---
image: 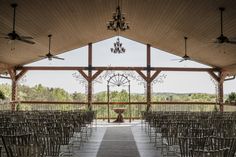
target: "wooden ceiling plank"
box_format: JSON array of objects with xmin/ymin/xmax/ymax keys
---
[{"xmin": 1, "ymin": 0, "xmax": 236, "ymax": 73}]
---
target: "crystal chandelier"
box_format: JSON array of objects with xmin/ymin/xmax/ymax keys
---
[
  {"xmin": 110, "ymin": 37, "xmax": 125, "ymax": 54},
  {"xmin": 107, "ymin": 0, "xmax": 129, "ymax": 31}
]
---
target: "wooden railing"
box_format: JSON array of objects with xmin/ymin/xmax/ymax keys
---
[
  {"xmin": 224, "ymin": 103, "xmax": 236, "ymax": 112},
  {"xmin": 1, "ymin": 101, "xmax": 229, "ymax": 120},
  {"xmin": 2, "ymin": 101, "xmax": 236, "ymax": 119}
]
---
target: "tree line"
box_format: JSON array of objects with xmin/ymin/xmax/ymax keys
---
[{"xmin": 0, "ymin": 83, "xmax": 225, "ymax": 102}]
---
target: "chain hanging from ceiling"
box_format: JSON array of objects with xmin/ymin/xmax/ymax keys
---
[{"xmin": 107, "ymin": 0, "xmax": 129, "ymax": 54}]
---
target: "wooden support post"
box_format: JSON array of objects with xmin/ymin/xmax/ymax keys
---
[
  {"xmin": 88, "ymin": 43, "xmax": 93, "ymax": 110},
  {"xmin": 146, "ymin": 44, "xmax": 151, "ymax": 111},
  {"xmin": 8, "ymin": 68, "xmax": 17, "ymax": 111},
  {"xmin": 107, "ymin": 84, "xmax": 110, "ymax": 123},
  {"xmin": 11, "ymin": 82, "xmax": 17, "ymax": 111},
  {"xmin": 218, "ymin": 81, "xmax": 224, "ymax": 112},
  {"xmin": 8, "ymin": 68, "xmax": 28, "ymax": 111},
  {"xmin": 208, "ymin": 70, "xmax": 226, "ymax": 112},
  {"xmin": 218, "ymin": 72, "xmax": 226, "ymax": 112}
]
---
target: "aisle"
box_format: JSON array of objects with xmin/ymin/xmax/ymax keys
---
[
  {"xmin": 74, "ymin": 121, "xmax": 162, "ymax": 157},
  {"xmin": 97, "ymin": 127, "xmax": 140, "ymax": 157}
]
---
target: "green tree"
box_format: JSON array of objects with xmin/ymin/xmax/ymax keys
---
[
  {"xmin": 227, "ymin": 92, "xmax": 236, "ymax": 103},
  {"xmin": 72, "ymin": 92, "xmax": 86, "ymax": 102},
  {"xmin": 94, "ymin": 91, "xmax": 107, "ymax": 102},
  {"xmin": 0, "ymin": 83, "xmax": 11, "ymax": 98},
  {"xmin": 0, "ymin": 90, "xmax": 6, "ymax": 100}
]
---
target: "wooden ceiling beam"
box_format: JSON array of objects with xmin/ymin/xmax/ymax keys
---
[
  {"xmin": 18, "ymin": 66, "xmax": 86, "ymax": 71},
  {"xmin": 18, "ymin": 66, "xmax": 218, "ymax": 72}
]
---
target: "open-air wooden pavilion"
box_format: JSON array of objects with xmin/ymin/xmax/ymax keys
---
[
  {"xmin": 1, "ymin": 0, "xmax": 236, "ymax": 112},
  {"xmin": 1, "ymin": 0, "xmax": 236, "ymax": 156}
]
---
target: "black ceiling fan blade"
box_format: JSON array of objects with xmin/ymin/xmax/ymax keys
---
[
  {"xmin": 38, "ymin": 55, "xmax": 46, "ymax": 57},
  {"xmin": 52, "ymin": 56, "xmax": 65, "ymax": 60},
  {"xmin": 0, "ymin": 36, "xmax": 9, "ymax": 39},
  {"xmin": 0, "ymin": 32, "xmax": 6, "ymax": 36},
  {"xmin": 228, "ymin": 41, "xmax": 236, "ymax": 44},
  {"xmin": 2, "ymin": 3, "xmax": 35, "ymax": 45},
  {"xmin": 18, "ymin": 38, "xmax": 35, "ymax": 44},
  {"xmin": 20, "ymin": 36, "xmax": 34, "ymax": 39},
  {"xmin": 229, "ymin": 37, "xmax": 236, "ymax": 41},
  {"xmin": 213, "ymin": 40, "xmax": 220, "ymax": 44},
  {"xmin": 38, "ymin": 55, "xmax": 47, "ymax": 59}
]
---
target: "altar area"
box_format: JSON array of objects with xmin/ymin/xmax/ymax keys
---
[{"xmin": 113, "ymin": 108, "xmax": 126, "ymax": 123}]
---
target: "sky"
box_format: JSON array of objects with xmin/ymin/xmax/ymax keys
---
[{"xmin": 0, "ymin": 36, "xmax": 236, "ymax": 94}]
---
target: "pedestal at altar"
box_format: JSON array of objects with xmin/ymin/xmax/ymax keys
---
[{"xmin": 113, "ymin": 108, "xmax": 126, "ymax": 123}]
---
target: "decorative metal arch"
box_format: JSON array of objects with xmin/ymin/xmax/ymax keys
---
[
  {"xmin": 107, "ymin": 73, "xmax": 130, "ymax": 87},
  {"xmin": 107, "ymin": 74, "xmax": 131, "ymax": 122}
]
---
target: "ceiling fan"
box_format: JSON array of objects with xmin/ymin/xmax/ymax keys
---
[
  {"xmin": 2, "ymin": 3, "xmax": 35, "ymax": 44},
  {"xmin": 39, "ymin": 34, "xmax": 64, "ymax": 61},
  {"xmin": 172, "ymin": 37, "xmax": 191, "ymax": 62},
  {"xmin": 213, "ymin": 7, "xmax": 236, "ymax": 44}
]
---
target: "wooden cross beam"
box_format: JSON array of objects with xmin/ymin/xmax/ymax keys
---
[
  {"xmin": 208, "ymin": 71, "xmax": 228, "ymax": 83},
  {"xmin": 208, "ymin": 71, "xmax": 220, "ymax": 83},
  {"xmin": 78, "ymin": 70, "xmax": 89, "ymax": 81},
  {"xmin": 15, "ymin": 69, "xmax": 28, "ymax": 81},
  {"xmin": 150, "ymin": 70, "xmax": 161, "ymax": 82},
  {"xmin": 135, "ymin": 70, "xmax": 161, "ymax": 83},
  {"xmin": 8, "ymin": 68, "xmax": 28, "ymax": 82},
  {"xmin": 91, "ymin": 70, "xmax": 103, "ymax": 81},
  {"xmin": 135, "ymin": 70, "xmax": 148, "ymax": 81},
  {"xmin": 78, "ymin": 70, "xmax": 103, "ymax": 81},
  {"xmin": 8, "ymin": 68, "xmax": 16, "ymax": 81}
]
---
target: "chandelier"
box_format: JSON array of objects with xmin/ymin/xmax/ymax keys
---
[
  {"xmin": 107, "ymin": 0, "xmax": 129, "ymax": 31},
  {"xmin": 108, "ymin": 0, "xmax": 128, "ymax": 54},
  {"xmin": 110, "ymin": 37, "xmax": 125, "ymax": 54}
]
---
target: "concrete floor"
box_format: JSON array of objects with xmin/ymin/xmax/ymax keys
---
[
  {"xmin": 73, "ymin": 120, "xmax": 162, "ymax": 157},
  {"xmin": 0, "ymin": 120, "xmax": 172, "ymax": 157}
]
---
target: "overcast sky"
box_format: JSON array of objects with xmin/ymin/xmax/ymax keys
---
[{"xmin": 1, "ymin": 36, "xmax": 235, "ymax": 94}]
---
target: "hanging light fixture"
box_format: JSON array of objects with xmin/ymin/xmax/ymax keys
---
[
  {"xmin": 107, "ymin": 0, "xmax": 129, "ymax": 31},
  {"xmin": 110, "ymin": 37, "xmax": 125, "ymax": 54},
  {"xmin": 108, "ymin": 0, "xmax": 128, "ymax": 54}
]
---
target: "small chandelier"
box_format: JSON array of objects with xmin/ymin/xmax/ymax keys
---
[
  {"xmin": 107, "ymin": 0, "xmax": 129, "ymax": 31},
  {"xmin": 111, "ymin": 37, "xmax": 125, "ymax": 54}
]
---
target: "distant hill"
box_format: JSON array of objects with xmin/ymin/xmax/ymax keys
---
[{"xmin": 0, "ymin": 83, "xmax": 227, "ymax": 102}]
